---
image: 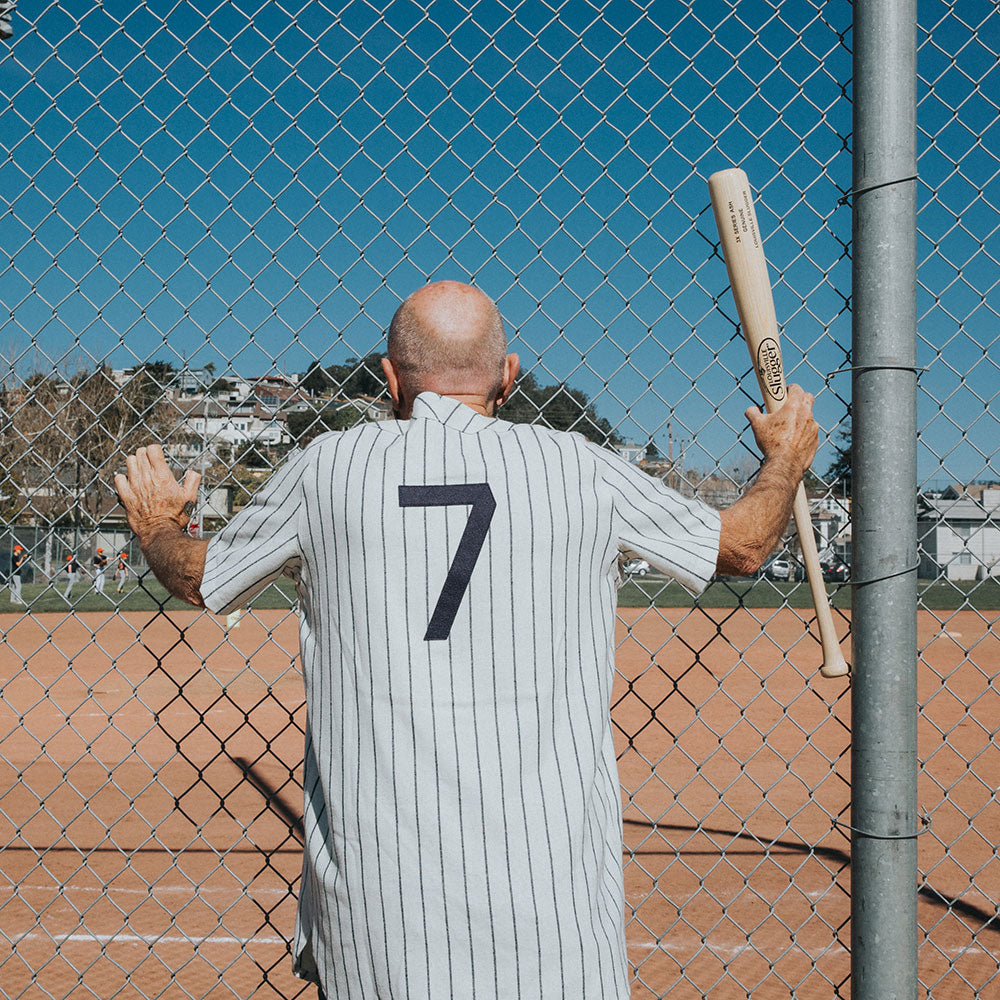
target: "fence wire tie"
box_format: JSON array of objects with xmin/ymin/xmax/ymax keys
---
[
  {"xmin": 831, "ymin": 810, "xmax": 933, "ymax": 840},
  {"xmin": 838, "ymin": 174, "xmax": 919, "ymax": 205},
  {"xmin": 847, "ymin": 560, "xmax": 921, "ymax": 588},
  {"xmin": 827, "ymin": 364, "xmax": 925, "ymax": 377}
]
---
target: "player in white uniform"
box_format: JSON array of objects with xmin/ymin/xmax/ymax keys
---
[{"xmin": 115, "ymin": 281, "xmax": 818, "ymax": 1000}]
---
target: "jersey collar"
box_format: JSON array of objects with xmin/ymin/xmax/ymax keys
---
[{"xmin": 410, "ymin": 391, "xmax": 507, "ymax": 434}]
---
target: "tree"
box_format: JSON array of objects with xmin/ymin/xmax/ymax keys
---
[
  {"xmin": 300, "ymin": 359, "xmax": 619, "ymax": 448},
  {"xmin": 213, "ymin": 461, "xmax": 273, "ymax": 510},
  {"xmin": 324, "ymin": 353, "xmax": 385, "ymax": 397},
  {"xmin": 300, "ymin": 353, "xmax": 385, "ymax": 398},
  {"xmin": 502, "ymin": 372, "xmax": 619, "ymax": 445},
  {"xmin": 1, "ymin": 364, "xmax": 175, "ymax": 530},
  {"xmin": 825, "ymin": 421, "xmax": 852, "ymax": 491},
  {"xmin": 126, "ymin": 360, "xmax": 179, "ymax": 396},
  {"xmin": 235, "ymin": 441, "xmax": 291, "ymax": 468},
  {"xmin": 0, "ymin": 363, "xmax": 177, "ymax": 576},
  {"xmin": 286, "ymin": 403, "xmax": 364, "ymax": 445},
  {"xmin": 301, "ymin": 360, "xmax": 333, "ymax": 395}
]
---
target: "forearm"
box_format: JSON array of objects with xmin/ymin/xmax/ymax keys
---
[
  {"xmin": 717, "ymin": 454, "xmax": 802, "ymax": 576},
  {"xmin": 139, "ymin": 521, "xmax": 208, "ymax": 607}
]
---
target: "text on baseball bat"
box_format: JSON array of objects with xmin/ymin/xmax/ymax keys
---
[
  {"xmin": 723, "ymin": 195, "xmax": 760, "ymax": 250},
  {"xmin": 756, "ymin": 337, "xmax": 786, "ymax": 402}
]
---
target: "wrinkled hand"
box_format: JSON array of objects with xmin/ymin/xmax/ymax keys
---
[
  {"xmin": 114, "ymin": 444, "xmax": 201, "ymax": 541},
  {"xmin": 745, "ymin": 385, "xmax": 819, "ymax": 479}
]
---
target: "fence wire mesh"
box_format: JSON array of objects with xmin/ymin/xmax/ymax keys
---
[{"xmin": 0, "ymin": 1, "xmax": 996, "ymax": 998}]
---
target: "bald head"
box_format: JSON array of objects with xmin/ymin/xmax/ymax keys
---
[{"xmin": 386, "ymin": 282, "xmax": 508, "ymax": 401}]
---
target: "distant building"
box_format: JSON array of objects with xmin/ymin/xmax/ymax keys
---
[
  {"xmin": 186, "ymin": 484, "xmax": 237, "ymax": 534},
  {"xmin": 248, "ymin": 374, "xmax": 306, "ymax": 410},
  {"xmin": 109, "ymin": 366, "xmax": 213, "ymax": 397},
  {"xmin": 176, "ymin": 369, "xmax": 215, "ymax": 395},
  {"xmin": 338, "ymin": 395, "xmax": 393, "ymax": 422},
  {"xmin": 918, "ymin": 485, "xmax": 1000, "ymax": 581},
  {"xmin": 690, "ymin": 473, "xmax": 740, "ymax": 510},
  {"xmin": 810, "ymin": 495, "xmax": 852, "ymax": 562},
  {"xmin": 211, "ymin": 377, "xmax": 252, "ymax": 402},
  {"xmin": 615, "ymin": 441, "xmax": 645, "ymax": 466},
  {"xmin": 171, "ymin": 398, "xmax": 291, "ymax": 454}
]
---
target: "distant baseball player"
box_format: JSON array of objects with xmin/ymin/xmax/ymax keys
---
[
  {"xmin": 115, "ymin": 551, "xmax": 130, "ymax": 592},
  {"xmin": 116, "ymin": 281, "xmax": 818, "ymax": 1000},
  {"xmin": 93, "ymin": 548, "xmax": 108, "ymax": 594},
  {"xmin": 9, "ymin": 545, "xmax": 26, "ymax": 605},
  {"xmin": 62, "ymin": 553, "xmax": 81, "ymax": 601}
]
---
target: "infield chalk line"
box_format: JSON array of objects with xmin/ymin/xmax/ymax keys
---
[
  {"xmin": 11, "ymin": 929, "xmax": 288, "ymax": 947},
  {"xmin": 632, "ymin": 941, "xmax": 849, "ymax": 958},
  {"xmin": 1, "ymin": 883, "xmax": 288, "ymax": 899},
  {"xmin": 632, "ymin": 941, "xmax": 993, "ymax": 959},
  {"xmin": 12, "ymin": 931, "xmax": 990, "ymax": 961}
]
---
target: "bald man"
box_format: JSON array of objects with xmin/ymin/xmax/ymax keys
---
[{"xmin": 116, "ymin": 281, "xmax": 818, "ymax": 1000}]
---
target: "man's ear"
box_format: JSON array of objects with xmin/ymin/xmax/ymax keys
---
[
  {"xmin": 382, "ymin": 357, "xmax": 403, "ymax": 409},
  {"xmin": 495, "ymin": 353, "xmax": 520, "ymax": 408}
]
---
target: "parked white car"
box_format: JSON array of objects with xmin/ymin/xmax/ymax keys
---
[
  {"xmin": 764, "ymin": 557, "xmax": 804, "ymax": 581},
  {"xmin": 764, "ymin": 557, "xmax": 791, "ymax": 581},
  {"xmin": 623, "ymin": 558, "xmax": 650, "ymax": 577}
]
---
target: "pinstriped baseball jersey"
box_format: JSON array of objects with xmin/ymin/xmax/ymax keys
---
[{"xmin": 202, "ymin": 391, "xmax": 721, "ymax": 1000}]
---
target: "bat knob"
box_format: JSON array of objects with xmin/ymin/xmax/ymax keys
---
[{"xmin": 820, "ymin": 651, "xmax": 851, "ymax": 679}]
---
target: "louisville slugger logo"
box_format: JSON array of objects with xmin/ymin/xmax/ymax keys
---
[{"xmin": 756, "ymin": 337, "xmax": 786, "ymax": 401}]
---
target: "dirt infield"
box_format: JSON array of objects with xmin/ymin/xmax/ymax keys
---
[{"xmin": 1, "ymin": 606, "xmax": 997, "ymax": 999}]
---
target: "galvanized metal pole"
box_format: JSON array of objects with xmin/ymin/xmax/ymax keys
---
[{"xmin": 851, "ymin": 0, "xmax": 918, "ymax": 998}]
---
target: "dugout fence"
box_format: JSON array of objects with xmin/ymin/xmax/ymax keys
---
[{"xmin": 0, "ymin": 2, "xmax": 997, "ymax": 998}]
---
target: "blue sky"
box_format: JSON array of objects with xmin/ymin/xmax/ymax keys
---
[{"xmin": 0, "ymin": 0, "xmax": 996, "ymax": 487}]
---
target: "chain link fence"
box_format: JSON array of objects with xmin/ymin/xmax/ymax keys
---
[{"xmin": 0, "ymin": 1, "xmax": 996, "ymax": 997}]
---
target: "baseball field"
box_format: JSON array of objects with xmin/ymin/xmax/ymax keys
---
[{"xmin": 1, "ymin": 603, "xmax": 997, "ymax": 998}]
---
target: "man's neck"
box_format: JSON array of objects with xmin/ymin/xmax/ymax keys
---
[
  {"xmin": 440, "ymin": 392, "xmax": 495, "ymax": 416},
  {"xmin": 396, "ymin": 390, "xmax": 497, "ymax": 419}
]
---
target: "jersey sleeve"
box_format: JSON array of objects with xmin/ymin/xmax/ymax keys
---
[
  {"xmin": 201, "ymin": 446, "xmax": 314, "ymax": 615},
  {"xmin": 588, "ymin": 442, "xmax": 721, "ymax": 593}
]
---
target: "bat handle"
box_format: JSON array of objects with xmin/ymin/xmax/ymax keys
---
[{"xmin": 792, "ymin": 484, "xmax": 850, "ymax": 678}]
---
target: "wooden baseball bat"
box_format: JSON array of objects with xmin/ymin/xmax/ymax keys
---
[{"xmin": 708, "ymin": 167, "xmax": 849, "ymax": 679}]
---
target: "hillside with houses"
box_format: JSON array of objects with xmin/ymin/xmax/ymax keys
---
[
  {"xmin": 5, "ymin": 360, "xmax": 994, "ymax": 585},
  {"xmin": 0, "ymin": 360, "xmax": 393, "ymax": 577},
  {"xmin": 0, "ymin": 359, "xmax": 628, "ymax": 578}
]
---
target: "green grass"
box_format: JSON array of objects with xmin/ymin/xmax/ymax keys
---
[
  {"xmin": 618, "ymin": 576, "xmax": 1000, "ymax": 611},
  {"xmin": 1, "ymin": 577, "xmax": 301, "ymax": 614},
  {"xmin": 2, "ymin": 579, "xmax": 205, "ymax": 614},
  {"xmin": 616, "ymin": 577, "xmax": 854, "ymax": 609},
  {"xmin": 4, "ymin": 575, "xmax": 998, "ymax": 615},
  {"xmin": 916, "ymin": 578, "xmax": 1000, "ymax": 611}
]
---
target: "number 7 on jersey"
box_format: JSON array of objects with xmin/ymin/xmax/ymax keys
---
[{"xmin": 399, "ymin": 483, "xmax": 496, "ymax": 641}]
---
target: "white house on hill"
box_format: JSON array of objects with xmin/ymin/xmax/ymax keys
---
[
  {"xmin": 918, "ymin": 486, "xmax": 1000, "ymax": 581},
  {"xmin": 615, "ymin": 441, "xmax": 645, "ymax": 465},
  {"xmin": 171, "ymin": 398, "xmax": 290, "ymax": 456}
]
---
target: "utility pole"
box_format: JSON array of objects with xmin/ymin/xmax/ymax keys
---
[{"xmin": 668, "ymin": 419, "xmax": 674, "ymax": 490}]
